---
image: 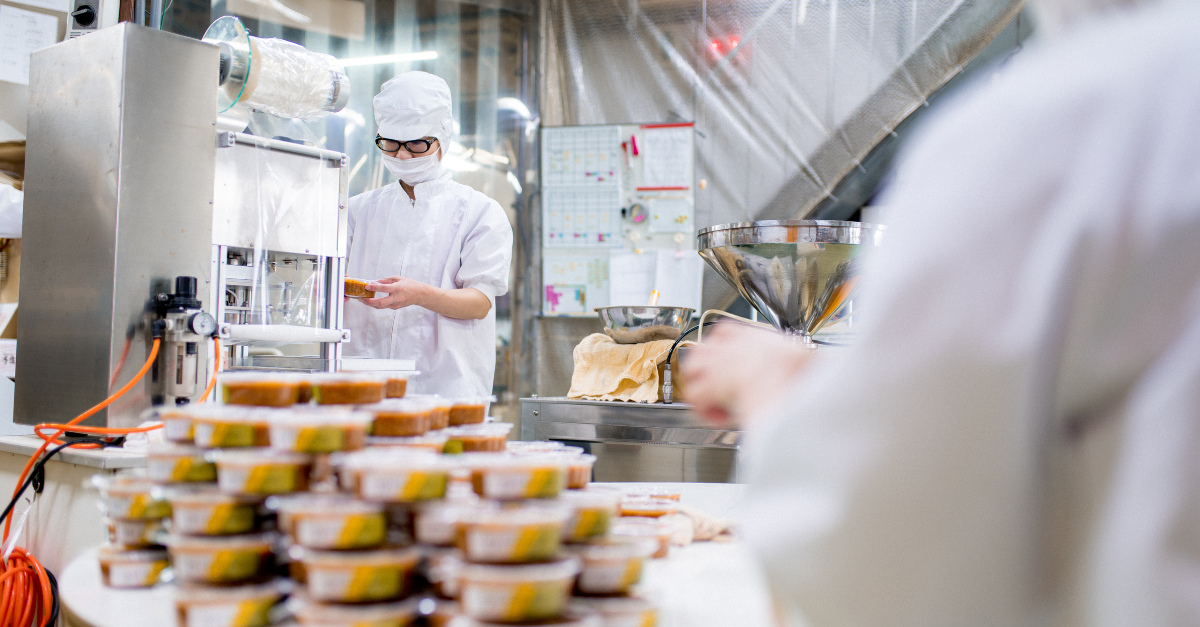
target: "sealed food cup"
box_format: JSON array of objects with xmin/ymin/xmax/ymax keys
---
[
  {"xmin": 611, "ymin": 518, "xmax": 673, "ymax": 559},
  {"xmin": 300, "ymin": 546, "xmax": 421, "ymax": 603},
  {"xmin": 448, "ymin": 612, "xmax": 601, "ymax": 627},
  {"xmin": 558, "ymin": 487, "xmax": 620, "ymax": 543},
  {"xmin": 622, "ymin": 485, "xmax": 683, "ymax": 502},
  {"xmin": 219, "ymin": 371, "xmax": 304, "ymax": 407},
  {"xmin": 565, "ymin": 536, "xmax": 657, "ymax": 595},
  {"xmin": 166, "ymin": 533, "xmax": 275, "ymax": 584},
  {"xmin": 618, "ymin": 497, "xmax": 678, "ymax": 519},
  {"xmin": 368, "ymin": 431, "xmax": 449, "ymax": 453},
  {"xmin": 273, "ymin": 494, "xmax": 386, "ymax": 550},
  {"xmin": 97, "ymin": 544, "xmax": 168, "ymax": 588},
  {"xmin": 458, "ymin": 557, "xmax": 580, "ymax": 622},
  {"xmin": 168, "ymin": 488, "xmax": 262, "ymax": 535},
  {"xmin": 343, "ymin": 277, "xmax": 376, "ymax": 299},
  {"xmin": 406, "ymin": 394, "xmax": 451, "ymax": 430},
  {"xmin": 382, "ymin": 372, "xmax": 415, "ymax": 399},
  {"xmin": 268, "ymin": 407, "xmax": 371, "ymax": 453},
  {"xmin": 105, "ymin": 517, "xmax": 164, "ymax": 548},
  {"xmin": 424, "ymin": 547, "xmax": 464, "ymax": 599},
  {"xmin": 414, "ymin": 501, "xmax": 477, "ymax": 546},
  {"xmin": 214, "ymin": 448, "xmax": 314, "ymax": 495},
  {"xmin": 442, "ymin": 424, "xmax": 513, "ymax": 454},
  {"xmin": 192, "ymin": 406, "xmax": 271, "ymax": 448},
  {"xmin": 94, "ymin": 475, "xmax": 172, "ymax": 520},
  {"xmin": 175, "ymin": 580, "xmax": 283, "ymax": 627},
  {"xmin": 571, "ymin": 596, "xmax": 658, "ymax": 627},
  {"xmin": 563, "ymin": 454, "xmax": 596, "ymax": 489},
  {"xmin": 311, "ymin": 373, "xmax": 387, "ymax": 405},
  {"xmin": 289, "ymin": 592, "xmax": 419, "ymax": 626},
  {"xmin": 457, "ymin": 504, "xmax": 568, "ymax": 563},
  {"xmin": 158, "ymin": 406, "xmax": 199, "ymax": 443},
  {"xmin": 341, "ymin": 449, "xmax": 451, "ymax": 502},
  {"xmin": 147, "ymin": 443, "xmax": 217, "ymax": 484},
  {"xmin": 447, "ymin": 396, "xmax": 491, "ymax": 426},
  {"xmin": 464, "ymin": 454, "xmax": 567, "ymax": 500},
  {"xmin": 363, "ymin": 398, "xmax": 433, "ymax": 437}
]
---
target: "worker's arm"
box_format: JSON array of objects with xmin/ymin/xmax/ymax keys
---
[{"xmin": 362, "ymin": 276, "xmax": 492, "ymax": 320}]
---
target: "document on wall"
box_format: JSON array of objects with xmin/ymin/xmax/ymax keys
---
[
  {"xmin": 653, "ymin": 249, "xmax": 703, "ymax": 312},
  {"xmin": 0, "ymin": 5, "xmax": 58, "ymax": 86},
  {"xmin": 641, "ymin": 125, "xmax": 693, "ymax": 189},
  {"xmin": 542, "ymin": 252, "xmax": 611, "ymax": 315},
  {"xmin": 608, "ymin": 251, "xmax": 657, "ymax": 307}
]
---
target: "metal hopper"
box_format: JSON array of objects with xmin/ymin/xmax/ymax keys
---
[{"xmin": 697, "ymin": 221, "xmax": 884, "ymax": 340}]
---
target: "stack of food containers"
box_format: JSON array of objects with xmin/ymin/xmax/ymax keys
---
[
  {"xmin": 93, "ymin": 474, "xmax": 171, "ymax": 588},
  {"xmin": 90, "ymin": 370, "xmax": 661, "ymax": 627}
]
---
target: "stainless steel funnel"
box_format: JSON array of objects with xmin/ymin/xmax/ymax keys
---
[{"xmin": 697, "ymin": 220, "xmax": 884, "ymax": 338}]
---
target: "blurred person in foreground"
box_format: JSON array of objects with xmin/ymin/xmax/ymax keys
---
[{"xmin": 682, "ymin": 0, "xmax": 1200, "ymax": 625}]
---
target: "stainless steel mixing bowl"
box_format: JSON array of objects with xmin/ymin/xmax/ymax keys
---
[{"xmin": 595, "ymin": 306, "xmax": 695, "ymax": 344}]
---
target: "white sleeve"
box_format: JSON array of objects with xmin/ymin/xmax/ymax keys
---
[
  {"xmin": 456, "ymin": 198, "xmax": 513, "ymax": 299},
  {"xmin": 0, "ymin": 185, "xmax": 22, "ymax": 239}
]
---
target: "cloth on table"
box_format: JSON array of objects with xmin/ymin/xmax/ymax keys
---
[{"xmin": 568, "ymin": 333, "xmax": 687, "ymax": 403}]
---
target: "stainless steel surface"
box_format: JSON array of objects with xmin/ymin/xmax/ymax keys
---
[
  {"xmin": 697, "ymin": 220, "xmax": 885, "ymax": 338},
  {"xmin": 521, "ymin": 397, "xmax": 740, "ymax": 483},
  {"xmin": 594, "ymin": 306, "xmax": 694, "ymax": 344},
  {"xmin": 18, "ymin": 25, "xmax": 217, "ymax": 427}
]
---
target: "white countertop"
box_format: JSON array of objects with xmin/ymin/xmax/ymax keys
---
[
  {"xmin": 60, "ymin": 482, "xmax": 775, "ymax": 627},
  {"xmin": 0, "ymin": 435, "xmax": 146, "ymax": 469}
]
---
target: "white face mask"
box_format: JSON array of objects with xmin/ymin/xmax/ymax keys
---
[{"xmin": 382, "ymin": 147, "xmax": 444, "ymax": 185}]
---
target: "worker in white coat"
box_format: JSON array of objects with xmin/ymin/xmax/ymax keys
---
[
  {"xmin": 683, "ymin": 0, "xmax": 1200, "ymax": 625},
  {"xmin": 345, "ymin": 72, "xmax": 513, "ymax": 397}
]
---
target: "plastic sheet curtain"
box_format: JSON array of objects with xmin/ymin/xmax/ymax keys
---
[{"xmin": 540, "ymin": 0, "xmax": 1022, "ymax": 305}]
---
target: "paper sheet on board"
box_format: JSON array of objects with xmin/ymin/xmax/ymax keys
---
[
  {"xmin": 654, "ymin": 249, "xmax": 703, "ymax": 312},
  {"xmin": 641, "ymin": 126, "xmax": 693, "ymax": 188},
  {"xmin": 0, "ymin": 5, "xmax": 58, "ymax": 86},
  {"xmin": 609, "ymin": 251, "xmax": 656, "ymax": 307},
  {"xmin": 543, "ymin": 253, "xmax": 610, "ymax": 314}
]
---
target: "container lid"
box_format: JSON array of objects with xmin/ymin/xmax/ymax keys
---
[
  {"xmin": 267, "ymin": 406, "xmax": 372, "ymax": 427},
  {"xmin": 459, "ymin": 452, "xmax": 565, "ymax": 472},
  {"xmin": 288, "ymin": 592, "xmax": 418, "ymax": 621},
  {"xmin": 556, "ymin": 486, "xmax": 621, "ymax": 509},
  {"xmin": 570, "ymin": 595, "xmax": 655, "ymax": 615},
  {"xmin": 359, "ymin": 398, "xmax": 438, "ymax": 414},
  {"xmin": 146, "ymin": 442, "xmax": 210, "ymax": 457},
  {"xmin": 460, "ymin": 556, "xmax": 581, "ymax": 583},
  {"xmin": 622, "ymin": 484, "xmax": 684, "ymax": 500},
  {"xmin": 309, "ymin": 372, "xmax": 387, "ymax": 384},
  {"xmin": 269, "ymin": 493, "xmax": 383, "ymax": 516},
  {"xmin": 219, "ymin": 371, "xmax": 304, "ymax": 384},
  {"xmin": 460, "ymin": 503, "xmax": 569, "ymax": 527},
  {"xmin": 340, "ymin": 448, "xmax": 447, "ymax": 472},
  {"xmin": 366, "ymin": 432, "xmax": 449, "ymax": 448},
  {"xmin": 96, "ymin": 544, "xmax": 168, "ymax": 561},
  {"xmin": 611, "ymin": 517, "xmax": 676, "ymax": 535},
  {"xmin": 165, "ymin": 486, "xmax": 263, "ymax": 506},
  {"xmin": 619, "ymin": 498, "xmax": 679, "ymax": 516},
  {"xmin": 448, "ymin": 395, "xmax": 496, "ymax": 407},
  {"xmin": 299, "ymin": 546, "xmax": 420, "ymax": 567},
  {"xmin": 443, "ymin": 423, "xmax": 513, "ymax": 437},
  {"xmin": 176, "ymin": 579, "xmax": 285, "ymax": 602},
  {"xmin": 407, "ymin": 393, "xmax": 454, "ymax": 409},
  {"xmin": 449, "ymin": 612, "xmax": 601, "ymax": 627},
  {"xmin": 164, "ymin": 532, "xmax": 274, "ymax": 549},
  {"xmin": 212, "ymin": 448, "xmax": 313, "ymax": 466},
  {"xmin": 91, "ymin": 473, "xmax": 156, "ymax": 495},
  {"xmin": 188, "ymin": 405, "xmax": 272, "ymax": 425},
  {"xmin": 563, "ymin": 535, "xmax": 657, "ymax": 560}
]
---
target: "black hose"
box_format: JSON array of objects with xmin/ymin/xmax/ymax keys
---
[
  {"xmin": 666, "ymin": 321, "xmax": 718, "ymax": 365},
  {"xmin": 0, "ymin": 438, "xmax": 114, "ymax": 527}
]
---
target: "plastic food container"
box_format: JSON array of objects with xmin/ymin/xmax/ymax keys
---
[
  {"xmin": 310, "ymin": 373, "xmax": 387, "ymax": 405},
  {"xmin": 384, "ymin": 373, "xmax": 413, "ymax": 399},
  {"xmin": 447, "ymin": 397, "xmax": 490, "ymax": 426},
  {"xmin": 168, "ymin": 488, "xmax": 262, "ymax": 535},
  {"xmin": 300, "ymin": 547, "xmax": 420, "ymax": 603},
  {"xmin": 364, "ymin": 398, "xmax": 433, "ymax": 437},
  {"xmin": 611, "ymin": 518, "xmax": 673, "ymax": 559},
  {"xmin": 343, "ymin": 277, "xmax": 374, "ymax": 299},
  {"xmin": 274, "ymin": 494, "xmax": 386, "ymax": 550},
  {"xmin": 193, "ymin": 407, "xmax": 272, "ymax": 448},
  {"xmin": 424, "ymin": 547, "xmax": 464, "ymax": 599},
  {"xmin": 147, "ymin": 443, "xmax": 217, "ymax": 484},
  {"xmin": 618, "ymin": 497, "xmax": 679, "ymax": 519},
  {"xmin": 219, "ymin": 371, "xmax": 304, "ymax": 407},
  {"xmin": 565, "ymin": 536, "xmax": 657, "ymax": 595},
  {"xmin": 622, "ymin": 485, "xmax": 683, "ymax": 502},
  {"xmin": 571, "ymin": 597, "xmax": 658, "ymax": 627},
  {"xmin": 105, "ymin": 517, "xmax": 164, "ymax": 549},
  {"xmin": 558, "ymin": 487, "xmax": 621, "ymax": 542},
  {"xmin": 214, "ymin": 449, "xmax": 313, "ymax": 495},
  {"xmin": 267, "ymin": 408, "xmax": 371, "ymax": 453},
  {"xmin": 158, "ymin": 406, "xmax": 198, "ymax": 443},
  {"xmin": 458, "ymin": 558, "xmax": 580, "ymax": 622},
  {"xmin": 443, "ymin": 424, "xmax": 513, "ymax": 454},
  {"xmin": 94, "ymin": 475, "xmax": 172, "ymax": 520},
  {"xmin": 367, "ymin": 431, "xmax": 449, "ymax": 453},
  {"xmin": 408, "ymin": 394, "xmax": 452, "ymax": 430},
  {"xmin": 175, "ymin": 580, "xmax": 282, "ymax": 627},
  {"xmin": 97, "ymin": 545, "xmax": 168, "ymax": 588},
  {"xmin": 166, "ymin": 533, "xmax": 275, "ymax": 584},
  {"xmin": 289, "ymin": 592, "xmax": 419, "ymax": 627},
  {"xmin": 414, "ymin": 501, "xmax": 477, "ymax": 546},
  {"xmin": 448, "ymin": 613, "xmax": 602, "ymax": 627},
  {"xmin": 563, "ymin": 454, "xmax": 596, "ymax": 489},
  {"xmin": 457, "ymin": 505, "xmax": 569, "ymax": 563},
  {"xmin": 341, "ymin": 450, "xmax": 451, "ymax": 502},
  {"xmin": 464, "ymin": 454, "xmax": 567, "ymax": 500}
]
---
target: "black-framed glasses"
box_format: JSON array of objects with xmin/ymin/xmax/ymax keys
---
[{"xmin": 376, "ymin": 135, "xmax": 436, "ymax": 154}]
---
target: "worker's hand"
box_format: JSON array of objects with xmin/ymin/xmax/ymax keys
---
[
  {"xmin": 680, "ymin": 323, "xmax": 813, "ymax": 427},
  {"xmin": 361, "ymin": 276, "xmax": 432, "ymax": 310}
]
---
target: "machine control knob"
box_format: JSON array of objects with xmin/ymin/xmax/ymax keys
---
[
  {"xmin": 188, "ymin": 312, "xmax": 217, "ymax": 337},
  {"xmin": 71, "ymin": 4, "xmax": 96, "ymax": 26}
]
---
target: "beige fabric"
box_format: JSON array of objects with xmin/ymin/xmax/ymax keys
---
[{"xmin": 567, "ymin": 333, "xmax": 676, "ymax": 403}]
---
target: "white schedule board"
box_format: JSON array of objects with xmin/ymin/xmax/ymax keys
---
[{"xmin": 540, "ymin": 123, "xmax": 700, "ymax": 316}]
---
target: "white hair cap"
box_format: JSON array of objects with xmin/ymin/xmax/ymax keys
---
[{"xmin": 373, "ymin": 71, "xmax": 453, "ymax": 144}]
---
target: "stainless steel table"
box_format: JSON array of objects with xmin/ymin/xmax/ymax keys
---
[{"xmin": 520, "ymin": 397, "xmax": 742, "ymax": 483}]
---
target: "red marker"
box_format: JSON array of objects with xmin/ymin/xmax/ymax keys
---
[{"xmin": 630, "ymin": 135, "xmax": 639, "ymax": 156}]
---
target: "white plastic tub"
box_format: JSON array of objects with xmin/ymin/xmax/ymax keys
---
[
  {"xmin": 462, "ymin": 453, "xmax": 567, "ymax": 500},
  {"xmin": 565, "ymin": 536, "xmax": 657, "ymax": 594},
  {"xmin": 167, "ymin": 488, "xmax": 262, "ymax": 535},
  {"xmin": 94, "ymin": 475, "xmax": 172, "ymax": 520},
  {"xmin": 165, "ymin": 533, "xmax": 275, "ymax": 584},
  {"xmin": 273, "ymin": 494, "xmax": 386, "ymax": 550},
  {"xmin": 459, "ymin": 558, "xmax": 580, "ymax": 622},
  {"xmin": 340, "ymin": 449, "xmax": 452, "ymax": 502},
  {"xmin": 457, "ymin": 505, "xmax": 569, "ymax": 563},
  {"xmin": 174, "ymin": 580, "xmax": 283, "ymax": 627},
  {"xmin": 300, "ymin": 547, "xmax": 421, "ymax": 603},
  {"xmin": 288, "ymin": 592, "xmax": 419, "ymax": 626},
  {"xmin": 147, "ymin": 443, "xmax": 216, "ymax": 484},
  {"xmin": 97, "ymin": 545, "xmax": 168, "ymax": 588},
  {"xmin": 267, "ymin": 407, "xmax": 372, "ymax": 453},
  {"xmin": 558, "ymin": 487, "xmax": 621, "ymax": 542},
  {"xmin": 213, "ymin": 448, "xmax": 314, "ymax": 495}
]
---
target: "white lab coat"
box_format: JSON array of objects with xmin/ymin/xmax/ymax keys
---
[
  {"xmin": 344, "ymin": 171, "xmax": 513, "ymax": 397},
  {"xmin": 740, "ymin": 2, "xmax": 1200, "ymax": 626}
]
